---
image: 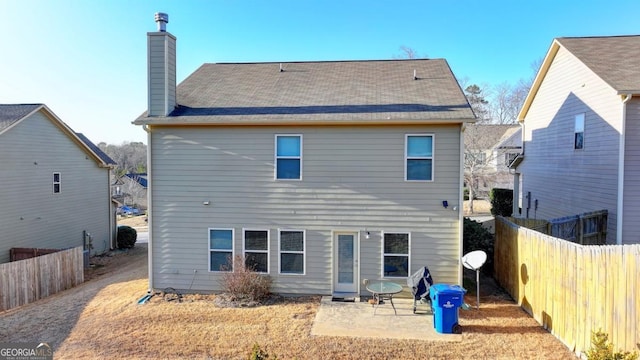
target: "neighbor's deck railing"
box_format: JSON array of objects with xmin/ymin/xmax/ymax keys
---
[
  {"xmin": 0, "ymin": 246, "xmax": 84, "ymax": 311},
  {"xmin": 494, "ymin": 216, "xmax": 639, "ymax": 355}
]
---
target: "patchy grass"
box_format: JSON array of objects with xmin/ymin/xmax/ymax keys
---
[
  {"xmin": 52, "ymin": 284, "xmax": 574, "ymax": 359},
  {"xmin": 4, "ymin": 243, "xmax": 575, "ymax": 359}
]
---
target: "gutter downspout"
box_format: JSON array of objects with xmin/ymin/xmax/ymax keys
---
[
  {"xmin": 458, "ymin": 123, "xmax": 466, "ymax": 286},
  {"xmin": 616, "ymin": 94, "xmax": 632, "ymax": 245},
  {"xmin": 143, "ymin": 124, "xmax": 154, "ymax": 293}
]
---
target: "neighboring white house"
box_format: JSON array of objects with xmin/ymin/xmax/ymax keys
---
[
  {"xmin": 0, "ymin": 104, "xmax": 117, "ymax": 263},
  {"xmin": 464, "ymin": 124, "xmax": 521, "ymax": 198},
  {"xmin": 133, "ymin": 15, "xmax": 476, "ymax": 296},
  {"xmin": 513, "ymin": 35, "xmax": 640, "ymax": 245}
]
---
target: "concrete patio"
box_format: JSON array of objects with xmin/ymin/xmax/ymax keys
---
[{"xmin": 311, "ymin": 296, "xmax": 462, "ymax": 341}]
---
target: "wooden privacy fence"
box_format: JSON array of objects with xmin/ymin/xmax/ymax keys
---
[
  {"xmin": 509, "ymin": 210, "xmax": 608, "ymax": 245},
  {"xmin": 494, "ymin": 216, "xmax": 639, "ymax": 355},
  {"xmin": 0, "ymin": 246, "xmax": 84, "ymax": 312}
]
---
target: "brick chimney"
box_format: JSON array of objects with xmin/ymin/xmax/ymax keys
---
[{"xmin": 147, "ymin": 12, "xmax": 176, "ymax": 117}]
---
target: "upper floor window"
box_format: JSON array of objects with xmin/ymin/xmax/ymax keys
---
[
  {"xmin": 275, "ymin": 135, "xmax": 302, "ymax": 180},
  {"xmin": 209, "ymin": 228, "xmax": 234, "ymax": 272},
  {"xmin": 243, "ymin": 229, "xmax": 269, "ymax": 273},
  {"xmin": 53, "ymin": 172, "xmax": 61, "ymax": 193},
  {"xmin": 405, "ymin": 135, "xmax": 433, "ymax": 181},
  {"xmin": 575, "ymin": 114, "xmax": 585, "ymax": 150}
]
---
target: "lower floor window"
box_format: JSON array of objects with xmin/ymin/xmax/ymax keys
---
[
  {"xmin": 244, "ymin": 229, "xmax": 269, "ymax": 273},
  {"xmin": 279, "ymin": 230, "xmax": 305, "ymax": 274},
  {"xmin": 383, "ymin": 232, "xmax": 410, "ymax": 277},
  {"xmin": 209, "ymin": 228, "xmax": 233, "ymax": 272}
]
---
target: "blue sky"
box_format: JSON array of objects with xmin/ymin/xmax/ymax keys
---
[{"xmin": 2, "ymin": 1, "xmax": 640, "ymax": 144}]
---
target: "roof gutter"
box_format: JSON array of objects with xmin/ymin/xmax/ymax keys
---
[{"xmin": 616, "ymin": 94, "xmax": 633, "ymax": 245}]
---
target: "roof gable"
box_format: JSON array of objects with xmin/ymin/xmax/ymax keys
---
[
  {"xmin": 0, "ymin": 104, "xmax": 42, "ymax": 133},
  {"xmin": 558, "ymin": 36, "xmax": 640, "ymax": 94},
  {"xmin": 0, "ymin": 104, "xmax": 115, "ymax": 168},
  {"xmin": 519, "ymin": 35, "xmax": 640, "ymax": 121},
  {"xmin": 135, "ymin": 59, "xmax": 475, "ymax": 125}
]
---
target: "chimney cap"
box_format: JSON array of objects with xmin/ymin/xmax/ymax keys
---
[{"xmin": 154, "ymin": 12, "xmax": 169, "ymax": 32}]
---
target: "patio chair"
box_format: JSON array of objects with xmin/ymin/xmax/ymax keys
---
[{"xmin": 407, "ymin": 266, "xmax": 434, "ymax": 314}]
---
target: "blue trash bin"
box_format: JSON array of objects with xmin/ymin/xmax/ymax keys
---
[{"xmin": 429, "ymin": 284, "xmax": 466, "ymax": 334}]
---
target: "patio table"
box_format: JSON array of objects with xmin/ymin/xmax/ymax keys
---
[{"xmin": 366, "ymin": 280, "xmax": 403, "ymax": 315}]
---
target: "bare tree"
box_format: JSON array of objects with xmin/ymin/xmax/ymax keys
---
[
  {"xmin": 464, "ymin": 124, "xmax": 520, "ymax": 213},
  {"xmin": 489, "ymin": 81, "xmax": 528, "ymax": 124},
  {"xmin": 393, "ymin": 46, "xmax": 425, "ymax": 59}
]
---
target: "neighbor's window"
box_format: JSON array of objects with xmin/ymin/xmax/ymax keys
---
[
  {"xmin": 279, "ymin": 230, "xmax": 305, "ymax": 274},
  {"xmin": 505, "ymin": 153, "xmax": 518, "ymax": 166},
  {"xmin": 209, "ymin": 228, "xmax": 233, "ymax": 272},
  {"xmin": 275, "ymin": 135, "xmax": 302, "ymax": 180},
  {"xmin": 53, "ymin": 172, "xmax": 61, "ymax": 193},
  {"xmin": 383, "ymin": 232, "xmax": 410, "ymax": 277},
  {"xmin": 575, "ymin": 114, "xmax": 585, "ymax": 150},
  {"xmin": 243, "ymin": 229, "xmax": 269, "ymax": 273},
  {"xmin": 406, "ymin": 135, "xmax": 433, "ymax": 181}
]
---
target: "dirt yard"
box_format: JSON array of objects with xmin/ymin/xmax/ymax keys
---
[{"xmin": 0, "ymin": 242, "xmax": 577, "ymax": 359}]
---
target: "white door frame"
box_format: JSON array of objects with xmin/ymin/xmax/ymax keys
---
[{"xmin": 332, "ymin": 231, "xmax": 360, "ymax": 294}]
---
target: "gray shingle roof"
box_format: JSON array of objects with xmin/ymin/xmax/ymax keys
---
[
  {"xmin": 135, "ymin": 59, "xmax": 475, "ymax": 125},
  {"xmin": 464, "ymin": 124, "xmax": 521, "ymax": 151},
  {"xmin": 75, "ymin": 132, "xmax": 117, "ymax": 165},
  {"xmin": 0, "ymin": 104, "xmax": 42, "ymax": 132},
  {"xmin": 557, "ymin": 35, "xmax": 640, "ymax": 93}
]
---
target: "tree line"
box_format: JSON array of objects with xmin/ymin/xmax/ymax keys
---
[{"xmin": 98, "ymin": 141, "xmax": 147, "ymax": 176}]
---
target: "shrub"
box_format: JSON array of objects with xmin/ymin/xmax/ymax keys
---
[
  {"xmin": 463, "ymin": 217, "xmax": 494, "ymax": 274},
  {"xmin": 586, "ymin": 330, "xmax": 638, "ymax": 360},
  {"xmin": 490, "ymin": 188, "xmax": 513, "ymax": 217},
  {"xmin": 221, "ymin": 255, "xmax": 272, "ymax": 302},
  {"xmin": 248, "ymin": 343, "xmax": 278, "ymax": 360},
  {"xmin": 117, "ymin": 225, "xmax": 137, "ymax": 249}
]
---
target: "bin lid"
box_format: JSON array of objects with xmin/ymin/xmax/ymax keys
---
[{"xmin": 431, "ymin": 283, "xmax": 466, "ymax": 295}]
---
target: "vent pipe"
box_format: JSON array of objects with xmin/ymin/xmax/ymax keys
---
[
  {"xmin": 413, "ymin": 69, "xmax": 417, "ymax": 80},
  {"xmin": 154, "ymin": 12, "xmax": 169, "ymax": 32}
]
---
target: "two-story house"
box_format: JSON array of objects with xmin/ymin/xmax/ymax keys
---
[
  {"xmin": 513, "ymin": 35, "xmax": 640, "ymax": 244},
  {"xmin": 134, "ymin": 14, "xmax": 475, "ymax": 296},
  {"xmin": 0, "ymin": 104, "xmax": 116, "ymax": 263}
]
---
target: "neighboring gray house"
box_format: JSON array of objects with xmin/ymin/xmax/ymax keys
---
[
  {"xmin": 112, "ymin": 173, "xmax": 148, "ymax": 211},
  {"xmin": 0, "ymin": 104, "xmax": 117, "ymax": 263},
  {"xmin": 134, "ymin": 16, "xmax": 475, "ymax": 296},
  {"xmin": 464, "ymin": 124, "xmax": 521, "ymax": 198},
  {"xmin": 513, "ymin": 35, "xmax": 640, "ymax": 244}
]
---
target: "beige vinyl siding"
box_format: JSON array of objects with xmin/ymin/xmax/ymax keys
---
[
  {"xmin": 521, "ymin": 47, "xmax": 621, "ymax": 243},
  {"xmin": 147, "ymin": 32, "xmax": 176, "ymax": 116},
  {"xmin": 0, "ymin": 111, "xmax": 112, "ymax": 263},
  {"xmin": 622, "ymin": 97, "xmax": 640, "ymax": 244},
  {"xmin": 149, "ymin": 124, "xmax": 462, "ymax": 294}
]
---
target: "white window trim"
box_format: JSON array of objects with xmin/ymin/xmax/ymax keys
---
[
  {"xmin": 574, "ymin": 113, "xmax": 585, "ymax": 150},
  {"xmin": 278, "ymin": 229, "xmax": 306, "ymax": 275},
  {"xmin": 208, "ymin": 228, "xmax": 235, "ymax": 273},
  {"xmin": 381, "ymin": 231, "xmax": 411, "ymax": 278},
  {"xmin": 53, "ymin": 172, "xmax": 61, "ymax": 193},
  {"xmin": 405, "ymin": 134, "xmax": 435, "ymax": 182},
  {"xmin": 242, "ymin": 228, "xmax": 270, "ymax": 274},
  {"xmin": 274, "ymin": 134, "xmax": 303, "ymax": 181}
]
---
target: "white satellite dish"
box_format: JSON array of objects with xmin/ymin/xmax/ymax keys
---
[
  {"xmin": 462, "ymin": 250, "xmax": 487, "ymax": 270},
  {"xmin": 461, "ymin": 250, "xmax": 487, "ymax": 310}
]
